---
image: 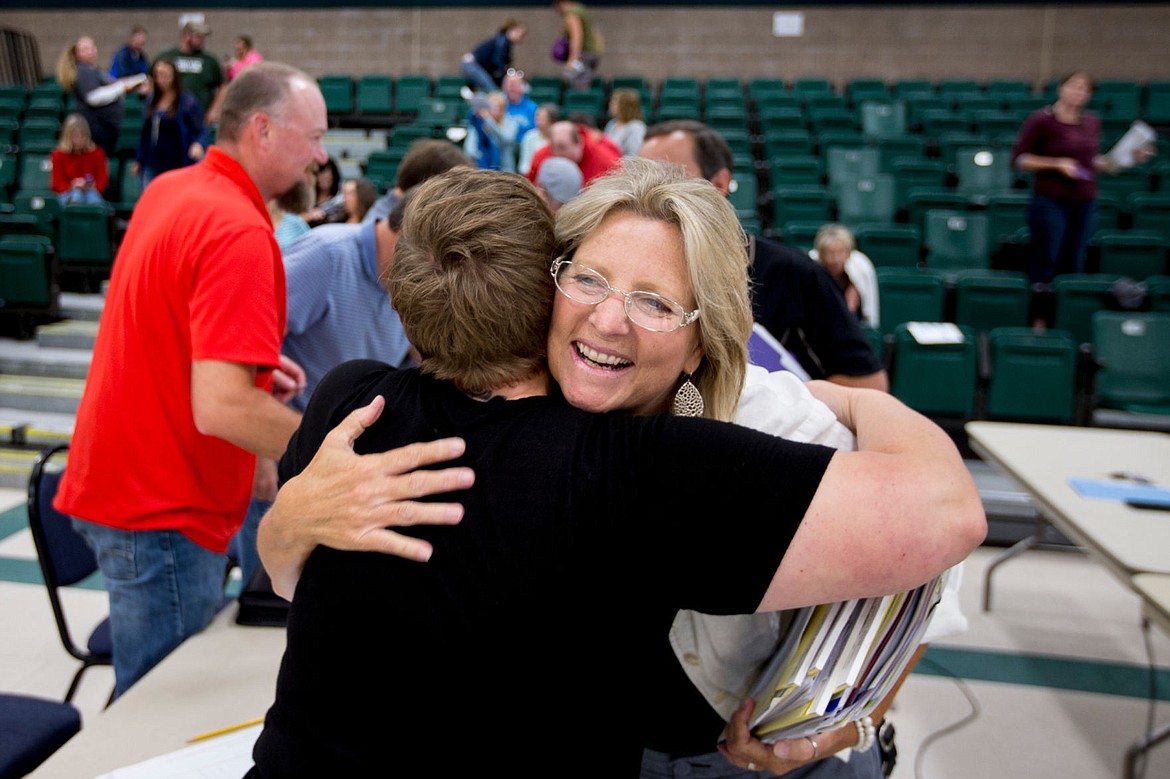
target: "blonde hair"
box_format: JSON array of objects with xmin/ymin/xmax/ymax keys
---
[
  {"xmin": 554, "ymin": 157, "xmax": 751, "ymax": 422},
  {"xmin": 813, "ymin": 223, "xmax": 856, "ymax": 257},
  {"xmin": 610, "ymin": 88, "xmax": 643, "ymax": 123},
  {"xmin": 57, "ymin": 113, "xmax": 95, "ymax": 154},
  {"xmin": 55, "ymin": 38, "xmax": 83, "ymax": 92}
]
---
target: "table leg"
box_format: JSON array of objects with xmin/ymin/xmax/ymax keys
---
[
  {"xmin": 1124, "ymin": 720, "xmax": 1170, "ymax": 779},
  {"xmin": 981, "ymin": 516, "xmax": 1049, "ymax": 612}
]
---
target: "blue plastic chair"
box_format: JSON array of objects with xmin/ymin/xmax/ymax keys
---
[{"xmin": 0, "ymin": 692, "xmax": 80, "ymax": 778}]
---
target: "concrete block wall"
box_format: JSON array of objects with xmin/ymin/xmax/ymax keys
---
[{"xmin": 5, "ymin": 4, "xmax": 1169, "ymax": 88}]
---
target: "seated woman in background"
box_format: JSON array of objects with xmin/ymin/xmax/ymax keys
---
[
  {"xmin": 604, "ymin": 86, "xmax": 647, "ymax": 156},
  {"xmin": 808, "ymin": 223, "xmax": 879, "ymax": 330},
  {"xmin": 341, "ymin": 177, "xmax": 377, "ymax": 224},
  {"xmin": 134, "ymin": 57, "xmax": 206, "ymax": 189},
  {"xmin": 50, "ymin": 113, "xmax": 109, "ymax": 205}
]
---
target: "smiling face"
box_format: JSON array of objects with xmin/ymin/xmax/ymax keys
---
[
  {"xmin": 547, "ymin": 211, "xmax": 703, "ymax": 416},
  {"xmin": 152, "ymin": 60, "xmax": 176, "ymax": 93},
  {"xmin": 264, "ymin": 81, "xmax": 329, "ymax": 202}
]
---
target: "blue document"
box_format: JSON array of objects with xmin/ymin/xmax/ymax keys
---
[{"xmin": 1068, "ymin": 478, "xmax": 1170, "ymax": 506}]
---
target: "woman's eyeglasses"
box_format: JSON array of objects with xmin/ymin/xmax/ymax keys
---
[{"xmin": 551, "ymin": 257, "xmax": 699, "ymax": 333}]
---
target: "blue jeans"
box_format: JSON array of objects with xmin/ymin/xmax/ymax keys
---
[
  {"xmin": 234, "ymin": 497, "xmax": 270, "ymax": 589},
  {"xmin": 58, "ymin": 188, "xmax": 105, "ymax": 206},
  {"xmin": 1027, "ymin": 194, "xmax": 1098, "ymax": 284},
  {"xmin": 71, "ymin": 519, "xmax": 229, "ymax": 699},
  {"xmin": 460, "ymin": 57, "xmax": 498, "ymax": 93},
  {"xmin": 640, "ymin": 743, "xmax": 881, "ymax": 779}
]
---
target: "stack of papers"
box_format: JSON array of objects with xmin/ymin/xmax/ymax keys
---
[{"xmin": 731, "ymin": 575, "xmax": 945, "ymax": 743}]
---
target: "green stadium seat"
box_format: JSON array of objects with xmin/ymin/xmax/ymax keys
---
[
  {"xmin": 0, "ymin": 235, "xmax": 54, "ymax": 309},
  {"xmin": 825, "ymin": 147, "xmax": 880, "ymax": 194},
  {"xmin": 904, "ymin": 187, "xmax": 965, "ymax": 230},
  {"xmin": 876, "ymin": 135, "xmax": 926, "ymax": 173},
  {"xmin": 778, "ymin": 220, "xmax": 822, "ymax": 253},
  {"xmin": 919, "ymin": 109, "xmax": 969, "ymax": 138},
  {"xmin": 356, "ymin": 76, "xmax": 393, "ymax": 115},
  {"xmin": 1090, "ymin": 311, "xmax": 1170, "ymax": 414},
  {"xmin": 893, "ymin": 79, "xmax": 935, "ymax": 98},
  {"xmin": 1146, "ymin": 275, "xmax": 1170, "ymax": 312},
  {"xmin": 728, "ymin": 171, "xmax": 758, "ymax": 220},
  {"xmin": 890, "ymin": 322, "xmax": 978, "ymax": 417},
  {"xmin": 985, "ymin": 190, "xmax": 1031, "ymax": 244},
  {"xmin": 1126, "ymin": 193, "xmax": 1170, "ymax": 240},
  {"xmin": 985, "ymin": 327, "xmax": 1078, "ymax": 422},
  {"xmin": 769, "ymin": 155, "xmax": 823, "ymax": 187},
  {"xmin": 1145, "ymin": 82, "xmax": 1170, "ymax": 124},
  {"xmin": 986, "ymin": 80, "xmax": 1033, "ymax": 103},
  {"xmin": 792, "ymin": 78, "xmax": 834, "ymax": 100},
  {"xmin": 1091, "ymin": 229, "xmax": 1167, "ymax": 280},
  {"xmin": 816, "ymin": 130, "xmax": 865, "ymax": 154},
  {"xmin": 17, "ymin": 153, "xmax": 54, "ymax": 194},
  {"xmin": 923, "ymin": 210, "xmax": 991, "ymax": 274},
  {"xmin": 770, "ymin": 185, "xmax": 831, "ymax": 227},
  {"xmin": 876, "ymin": 266, "xmax": 946, "ymax": 335},
  {"xmin": 847, "ymin": 79, "xmax": 889, "ymax": 106},
  {"xmin": 835, "ymin": 175, "xmax": 897, "ymax": 230},
  {"xmin": 954, "ymin": 147, "xmax": 1015, "ymax": 205},
  {"xmin": 859, "ymin": 100, "xmax": 906, "ymax": 140},
  {"xmin": 57, "ymin": 203, "xmax": 114, "ymax": 267},
  {"xmin": 763, "ymin": 129, "xmax": 814, "ymax": 159},
  {"xmin": 855, "ymin": 224, "xmax": 922, "ymax": 268},
  {"xmin": 758, "ymin": 106, "xmax": 807, "ymax": 133},
  {"xmin": 936, "ymin": 131, "xmax": 991, "ymax": 162},
  {"xmin": 318, "ymin": 75, "xmax": 354, "ymax": 115},
  {"xmin": 415, "ymin": 97, "xmax": 462, "ymax": 128},
  {"xmin": 394, "ymin": 75, "xmax": 432, "ymax": 115},
  {"xmin": 1053, "ymin": 273, "xmax": 1122, "ymax": 345},
  {"xmin": 952, "ymin": 269, "xmax": 1031, "ymax": 334}
]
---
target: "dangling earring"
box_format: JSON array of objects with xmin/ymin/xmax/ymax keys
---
[{"xmin": 672, "ymin": 373, "xmax": 704, "ymax": 417}]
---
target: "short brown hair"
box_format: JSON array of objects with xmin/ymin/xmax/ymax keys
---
[
  {"xmin": 389, "ymin": 169, "xmax": 557, "ymax": 394},
  {"xmin": 395, "ymin": 139, "xmax": 472, "ymax": 191},
  {"xmin": 610, "ymin": 88, "xmax": 643, "ymax": 123},
  {"xmin": 644, "ymin": 119, "xmax": 734, "ymax": 182},
  {"xmin": 217, "ymin": 62, "xmax": 314, "ymax": 143}
]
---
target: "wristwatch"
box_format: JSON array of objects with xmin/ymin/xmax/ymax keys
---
[{"xmin": 877, "ymin": 719, "xmax": 897, "ymax": 777}]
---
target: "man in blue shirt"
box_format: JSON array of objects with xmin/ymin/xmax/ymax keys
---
[
  {"xmin": 503, "ymin": 70, "xmax": 538, "ymax": 142},
  {"xmin": 109, "ymin": 25, "xmax": 149, "ymax": 79},
  {"xmin": 234, "ymin": 197, "xmax": 414, "ymax": 587}
]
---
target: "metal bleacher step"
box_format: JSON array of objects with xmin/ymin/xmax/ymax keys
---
[
  {"xmin": 0, "ymin": 374, "xmax": 85, "ymax": 415},
  {"xmin": 0, "ymin": 445, "xmax": 47, "ymax": 490},
  {"xmin": 0, "ymin": 336, "xmax": 91, "ymax": 380},
  {"xmin": 35, "ymin": 319, "xmax": 99, "ymax": 351},
  {"xmin": 58, "ymin": 291, "xmax": 106, "ymax": 323}
]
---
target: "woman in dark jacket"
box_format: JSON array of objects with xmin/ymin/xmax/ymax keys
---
[{"xmin": 134, "ymin": 57, "xmax": 206, "ymax": 188}]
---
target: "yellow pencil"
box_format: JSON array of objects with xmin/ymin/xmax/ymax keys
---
[{"xmin": 188, "ymin": 717, "xmax": 265, "ymax": 743}]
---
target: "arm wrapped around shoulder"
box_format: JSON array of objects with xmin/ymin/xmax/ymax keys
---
[{"xmin": 756, "ymin": 383, "xmax": 986, "ymax": 612}]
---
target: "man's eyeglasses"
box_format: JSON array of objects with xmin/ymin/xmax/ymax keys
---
[
  {"xmin": 550, "ymin": 258, "xmax": 700, "ymax": 333},
  {"xmin": 506, "ymin": 68, "xmax": 525, "ymax": 80}
]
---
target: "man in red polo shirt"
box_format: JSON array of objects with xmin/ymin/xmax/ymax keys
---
[
  {"xmin": 55, "ymin": 63, "xmax": 329, "ymax": 698},
  {"xmin": 526, "ymin": 120, "xmax": 621, "ymax": 186}
]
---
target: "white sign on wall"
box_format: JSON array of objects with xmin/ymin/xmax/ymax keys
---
[{"xmin": 772, "ymin": 12, "xmax": 805, "ymax": 37}]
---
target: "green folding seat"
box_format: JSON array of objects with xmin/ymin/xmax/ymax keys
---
[
  {"xmin": 763, "ymin": 129, "xmax": 814, "ymax": 159},
  {"xmin": 969, "ymin": 109, "xmax": 1019, "ymax": 138},
  {"xmin": 904, "ymin": 187, "xmax": 965, "ymax": 231},
  {"xmin": 855, "ymin": 224, "xmax": 922, "ymax": 268},
  {"xmin": 356, "ymin": 76, "xmax": 393, "ymax": 115},
  {"xmin": 847, "ymin": 79, "xmax": 888, "ymax": 107},
  {"xmin": 57, "ymin": 203, "xmax": 113, "ymax": 267},
  {"xmin": 876, "ymin": 135, "xmax": 926, "ymax": 173},
  {"xmin": 808, "ymin": 106, "xmax": 857, "ymax": 135},
  {"xmin": 394, "ymin": 75, "xmax": 432, "ymax": 115},
  {"xmin": 985, "ymin": 80, "xmax": 1033, "ymax": 104},
  {"xmin": 1126, "ymin": 193, "xmax": 1170, "ymax": 240},
  {"xmin": 984, "ymin": 191, "xmax": 1031, "ymax": 245},
  {"xmin": 434, "ymin": 74, "xmax": 466, "ymax": 101},
  {"xmin": 924, "ymin": 210, "xmax": 990, "ymax": 274},
  {"xmin": 876, "ymin": 267, "xmax": 946, "ymax": 336},
  {"xmin": 859, "ymin": 100, "xmax": 906, "ymax": 140},
  {"xmin": 938, "ymin": 80, "xmax": 982, "ymax": 98},
  {"xmin": 1052, "ymin": 273, "xmax": 1122, "ymax": 345},
  {"xmin": 563, "ymin": 89, "xmax": 605, "ymax": 121},
  {"xmin": 778, "ymin": 220, "xmax": 822, "ymax": 253},
  {"xmin": 0, "ymin": 151, "xmax": 17, "ymax": 194},
  {"xmin": 906, "ymin": 97, "xmax": 949, "ymax": 131},
  {"xmin": 389, "ymin": 122, "xmax": 434, "ymax": 149},
  {"xmin": 610, "ymin": 75, "xmax": 648, "ymax": 93},
  {"xmin": 1145, "ymin": 82, "xmax": 1170, "ymax": 124},
  {"xmin": 936, "ymin": 131, "xmax": 991, "ymax": 162},
  {"xmin": 770, "ymin": 185, "xmax": 831, "ymax": 228},
  {"xmin": 528, "ymin": 85, "xmax": 563, "ymax": 106},
  {"xmin": 705, "ymin": 77, "xmax": 743, "ymax": 100},
  {"xmin": 1091, "ymin": 230, "xmax": 1167, "ymax": 280},
  {"xmin": 768, "ymin": 155, "xmax": 822, "ymax": 187},
  {"xmin": 1091, "ymin": 311, "xmax": 1170, "ymax": 414},
  {"xmin": 0, "ymin": 235, "xmax": 54, "ymax": 308},
  {"xmin": 17, "ymin": 117, "xmax": 60, "ymax": 147},
  {"xmin": 893, "ymin": 80, "xmax": 934, "ymax": 98},
  {"xmin": 17, "ymin": 152, "xmax": 54, "ymax": 194},
  {"xmin": 985, "ymin": 327, "xmax": 1078, "ymax": 422},
  {"xmin": 1094, "ymin": 166, "xmax": 1149, "ymax": 203},
  {"xmin": 1146, "ymin": 275, "xmax": 1170, "ymax": 312},
  {"xmin": 835, "ymin": 175, "xmax": 897, "ymax": 230},
  {"xmin": 952, "ymin": 269, "xmax": 1031, "ymax": 334},
  {"xmin": 816, "ymin": 130, "xmax": 865, "ymax": 155},
  {"xmin": 891, "ymin": 161, "xmax": 947, "ymax": 210},
  {"xmin": 792, "ymin": 78, "xmax": 834, "ymax": 101},
  {"xmin": 825, "ymin": 147, "xmax": 879, "ymax": 193},
  {"xmin": 318, "ymin": 74, "xmax": 354, "ymax": 115},
  {"xmin": 415, "ymin": 97, "xmax": 463, "ymax": 128},
  {"xmin": 748, "ymin": 78, "xmax": 789, "ymax": 101},
  {"xmin": 758, "ymin": 106, "xmax": 806, "ymax": 133},
  {"xmin": 704, "ymin": 103, "xmax": 748, "ymax": 132},
  {"xmin": 919, "ymin": 109, "xmax": 968, "ymax": 139},
  {"xmin": 954, "ymin": 147, "xmax": 1014, "ymax": 205},
  {"xmin": 728, "ymin": 171, "xmax": 758, "ymax": 220},
  {"xmin": 890, "ymin": 322, "xmax": 978, "ymax": 417}
]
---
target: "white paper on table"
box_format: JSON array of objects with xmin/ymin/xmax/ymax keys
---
[{"xmin": 95, "ymin": 723, "xmax": 260, "ymax": 779}]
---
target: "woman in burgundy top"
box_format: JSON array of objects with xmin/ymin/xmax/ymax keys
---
[{"xmin": 1011, "ymin": 70, "xmax": 1148, "ymax": 285}]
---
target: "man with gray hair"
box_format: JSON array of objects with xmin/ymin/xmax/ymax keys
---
[
  {"xmin": 535, "ymin": 155, "xmax": 582, "ymax": 211},
  {"xmin": 56, "ymin": 63, "xmax": 330, "ymax": 697}
]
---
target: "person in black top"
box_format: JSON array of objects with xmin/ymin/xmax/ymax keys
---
[
  {"xmin": 639, "ymin": 120, "xmax": 888, "ymax": 392},
  {"xmin": 461, "ymin": 18, "xmax": 528, "ymax": 93},
  {"xmin": 252, "ymin": 165, "xmax": 984, "ymax": 776}
]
